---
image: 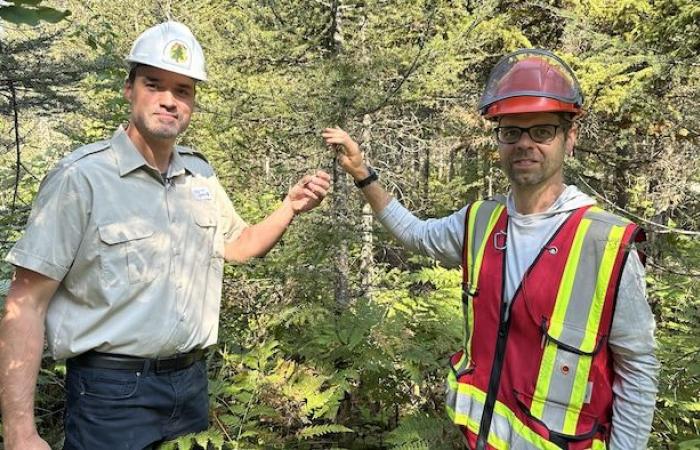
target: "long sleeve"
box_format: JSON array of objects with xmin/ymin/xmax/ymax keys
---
[
  {"xmin": 375, "ymin": 199, "xmax": 466, "ymax": 268},
  {"xmin": 608, "ymin": 250, "xmax": 659, "ymax": 449}
]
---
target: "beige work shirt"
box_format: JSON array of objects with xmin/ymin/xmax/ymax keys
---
[{"xmin": 5, "ymin": 126, "xmax": 247, "ymax": 359}]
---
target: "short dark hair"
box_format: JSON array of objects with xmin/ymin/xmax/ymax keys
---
[
  {"xmin": 126, "ymin": 63, "xmax": 143, "ymax": 84},
  {"xmin": 559, "ymin": 112, "xmax": 576, "ymax": 138}
]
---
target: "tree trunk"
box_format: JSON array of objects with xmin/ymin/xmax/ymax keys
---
[
  {"xmin": 327, "ymin": 0, "xmax": 350, "ymax": 308},
  {"xmin": 360, "ymin": 114, "xmax": 375, "ymax": 299}
]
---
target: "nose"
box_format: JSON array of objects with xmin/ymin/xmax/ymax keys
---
[
  {"xmin": 158, "ymin": 90, "xmax": 176, "ymax": 109},
  {"xmin": 514, "ymin": 129, "xmax": 536, "ymax": 148}
]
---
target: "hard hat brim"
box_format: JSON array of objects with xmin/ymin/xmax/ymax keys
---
[
  {"xmin": 125, "ymin": 58, "xmax": 207, "ymax": 82},
  {"xmin": 483, "ymin": 96, "xmax": 581, "ymax": 120}
]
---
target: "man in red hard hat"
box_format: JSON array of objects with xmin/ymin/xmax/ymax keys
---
[{"xmin": 323, "ymin": 49, "xmax": 658, "ymax": 449}]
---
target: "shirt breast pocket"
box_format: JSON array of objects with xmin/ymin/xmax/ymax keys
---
[
  {"xmin": 193, "ymin": 207, "xmax": 224, "ymax": 261},
  {"xmin": 516, "ymin": 320, "xmax": 606, "ymax": 440},
  {"xmin": 98, "ymin": 220, "xmax": 164, "ymax": 286}
]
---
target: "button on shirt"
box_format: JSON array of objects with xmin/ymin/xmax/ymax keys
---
[{"xmin": 5, "ymin": 126, "xmax": 247, "ymax": 359}]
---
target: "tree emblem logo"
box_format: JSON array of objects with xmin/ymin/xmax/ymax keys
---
[
  {"xmin": 170, "ymin": 43, "xmax": 187, "ymax": 63},
  {"xmin": 164, "ymin": 40, "xmax": 191, "ymax": 67}
]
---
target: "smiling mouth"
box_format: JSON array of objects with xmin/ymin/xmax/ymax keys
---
[
  {"xmin": 155, "ymin": 113, "xmax": 178, "ymax": 120},
  {"xmin": 513, "ymin": 159, "xmax": 539, "ymax": 166}
]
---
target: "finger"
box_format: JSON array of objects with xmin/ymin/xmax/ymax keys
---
[
  {"xmin": 321, "ymin": 128, "xmax": 342, "ymax": 137},
  {"xmin": 314, "ymin": 170, "xmax": 331, "ymax": 181},
  {"xmin": 321, "ymin": 129, "xmax": 341, "ymax": 138},
  {"xmin": 301, "ymin": 187, "xmax": 319, "ymax": 200},
  {"xmin": 323, "ymin": 136, "xmax": 347, "ymax": 145},
  {"xmin": 307, "ymin": 180, "xmax": 330, "ymax": 195},
  {"xmin": 312, "ymin": 178, "xmax": 331, "ymax": 191},
  {"xmin": 306, "ymin": 175, "xmax": 330, "ymax": 189},
  {"xmin": 308, "ymin": 172, "xmax": 331, "ymax": 187},
  {"xmin": 322, "ymin": 126, "xmax": 345, "ymax": 133}
]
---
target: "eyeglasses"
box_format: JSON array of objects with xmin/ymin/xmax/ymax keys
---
[{"xmin": 494, "ymin": 124, "xmax": 561, "ymax": 144}]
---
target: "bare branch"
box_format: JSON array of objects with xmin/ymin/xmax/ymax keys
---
[{"xmin": 576, "ymin": 174, "xmax": 700, "ymax": 236}]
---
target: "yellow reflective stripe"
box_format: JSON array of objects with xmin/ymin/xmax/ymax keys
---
[
  {"xmin": 563, "ymin": 355, "xmax": 592, "ymax": 434},
  {"xmin": 471, "ymin": 204, "xmax": 505, "ymax": 292},
  {"xmin": 549, "ymin": 218, "xmax": 592, "ymax": 338},
  {"xmin": 464, "ymin": 201, "xmax": 482, "ymax": 353},
  {"xmin": 580, "ymin": 224, "xmax": 626, "ymax": 352},
  {"xmin": 446, "ymin": 376, "xmax": 563, "ymax": 450},
  {"xmin": 453, "ymin": 351, "xmax": 467, "ymax": 371},
  {"xmin": 530, "ymin": 219, "xmax": 592, "ymax": 419},
  {"xmin": 466, "ymin": 201, "xmax": 483, "ymax": 287},
  {"xmin": 466, "ymin": 293, "xmax": 475, "ymax": 355},
  {"xmin": 592, "ymin": 438, "xmax": 607, "ymax": 449},
  {"xmin": 465, "ymin": 202, "xmax": 503, "ymax": 356},
  {"xmin": 529, "ymin": 341, "xmax": 558, "ymax": 418},
  {"xmin": 562, "ymin": 224, "xmax": 626, "ymax": 433},
  {"xmin": 491, "ymin": 401, "xmax": 562, "ymax": 450}
]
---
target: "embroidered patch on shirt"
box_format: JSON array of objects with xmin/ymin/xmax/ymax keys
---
[{"xmin": 192, "ymin": 186, "xmax": 212, "ymax": 201}]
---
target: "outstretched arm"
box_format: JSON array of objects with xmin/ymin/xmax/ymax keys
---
[{"xmin": 224, "ymin": 171, "xmax": 331, "ymax": 263}]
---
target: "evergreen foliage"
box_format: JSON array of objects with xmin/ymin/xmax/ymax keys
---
[{"xmin": 0, "ymin": 0, "xmax": 697, "ymax": 448}]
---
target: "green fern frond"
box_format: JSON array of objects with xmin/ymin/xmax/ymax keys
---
[
  {"xmin": 159, "ymin": 430, "xmax": 225, "ymax": 450},
  {"xmin": 296, "ymin": 424, "xmax": 354, "ymax": 440}
]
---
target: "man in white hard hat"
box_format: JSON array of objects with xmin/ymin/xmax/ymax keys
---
[{"xmin": 0, "ymin": 21, "xmax": 331, "ymax": 450}]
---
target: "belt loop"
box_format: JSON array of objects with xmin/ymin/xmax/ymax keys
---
[{"xmin": 142, "ymin": 359, "xmax": 151, "ymax": 375}]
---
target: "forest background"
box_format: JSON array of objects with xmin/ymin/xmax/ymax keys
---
[{"xmin": 0, "ymin": 0, "xmax": 698, "ymax": 448}]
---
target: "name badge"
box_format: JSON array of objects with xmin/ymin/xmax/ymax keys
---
[{"xmin": 192, "ymin": 186, "xmax": 212, "ymax": 201}]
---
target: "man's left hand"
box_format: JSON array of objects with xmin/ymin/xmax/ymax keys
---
[{"xmin": 286, "ymin": 170, "xmax": 331, "ymax": 214}]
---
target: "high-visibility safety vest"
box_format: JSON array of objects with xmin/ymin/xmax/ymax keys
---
[{"xmin": 446, "ymin": 200, "xmax": 645, "ymax": 450}]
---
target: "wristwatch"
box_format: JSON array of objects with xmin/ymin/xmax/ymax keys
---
[{"xmin": 354, "ymin": 167, "xmax": 378, "ymax": 188}]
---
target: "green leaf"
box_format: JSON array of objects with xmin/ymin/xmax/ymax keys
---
[
  {"xmin": 0, "ymin": 4, "xmax": 70, "ymax": 26},
  {"xmin": 678, "ymin": 438, "xmax": 700, "ymax": 450},
  {"xmin": 297, "ymin": 424, "xmax": 354, "ymax": 440}
]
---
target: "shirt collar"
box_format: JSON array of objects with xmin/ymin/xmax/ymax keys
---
[
  {"xmin": 112, "ymin": 125, "xmax": 191, "ymax": 178},
  {"xmin": 112, "ymin": 125, "xmax": 150, "ymax": 177},
  {"xmin": 168, "ymin": 147, "xmax": 187, "ymax": 178},
  {"xmin": 174, "ymin": 146, "xmax": 204, "ymax": 175}
]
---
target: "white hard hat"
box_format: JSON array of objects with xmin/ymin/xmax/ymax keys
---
[{"xmin": 126, "ymin": 21, "xmax": 207, "ymax": 82}]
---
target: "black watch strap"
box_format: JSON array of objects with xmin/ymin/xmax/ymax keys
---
[{"xmin": 354, "ymin": 167, "xmax": 378, "ymax": 188}]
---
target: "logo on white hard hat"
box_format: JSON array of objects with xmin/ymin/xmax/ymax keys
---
[{"xmin": 163, "ymin": 40, "xmax": 191, "ymax": 68}]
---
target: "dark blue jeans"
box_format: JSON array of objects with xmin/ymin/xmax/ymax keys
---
[{"xmin": 63, "ymin": 359, "xmax": 209, "ymax": 450}]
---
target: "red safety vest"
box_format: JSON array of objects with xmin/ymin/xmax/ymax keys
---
[{"xmin": 446, "ymin": 200, "xmax": 644, "ymax": 450}]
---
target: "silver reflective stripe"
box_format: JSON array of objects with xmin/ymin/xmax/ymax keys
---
[
  {"xmin": 469, "ymin": 201, "xmax": 502, "ymax": 276},
  {"xmin": 447, "ymin": 377, "xmax": 560, "ymax": 450},
  {"xmin": 584, "ymin": 208, "xmax": 630, "ymax": 227},
  {"xmin": 539, "ymin": 218, "xmax": 615, "ymax": 432},
  {"xmin": 556, "ymin": 219, "xmax": 612, "ymax": 346},
  {"xmin": 460, "ymin": 200, "xmax": 504, "ymax": 370}
]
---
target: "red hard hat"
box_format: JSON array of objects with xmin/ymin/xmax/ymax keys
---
[{"xmin": 478, "ymin": 49, "xmax": 584, "ymax": 120}]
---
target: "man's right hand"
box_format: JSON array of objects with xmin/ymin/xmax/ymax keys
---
[
  {"xmin": 5, "ymin": 432, "xmax": 51, "ymax": 450},
  {"xmin": 321, "ymin": 127, "xmax": 369, "ymax": 181}
]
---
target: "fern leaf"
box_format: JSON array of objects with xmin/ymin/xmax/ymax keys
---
[{"xmin": 297, "ymin": 424, "xmax": 354, "ymax": 440}]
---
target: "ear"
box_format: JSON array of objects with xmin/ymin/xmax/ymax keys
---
[{"xmin": 124, "ymin": 81, "xmax": 133, "ymax": 104}]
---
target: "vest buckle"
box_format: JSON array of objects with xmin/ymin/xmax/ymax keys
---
[{"xmin": 493, "ymin": 230, "xmax": 507, "ymax": 250}]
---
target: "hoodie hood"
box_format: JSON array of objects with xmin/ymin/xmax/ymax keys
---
[{"xmin": 505, "ymin": 184, "xmax": 596, "ymax": 223}]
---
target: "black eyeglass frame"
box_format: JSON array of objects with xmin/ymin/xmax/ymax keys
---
[{"xmin": 493, "ymin": 124, "xmax": 563, "ymax": 144}]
